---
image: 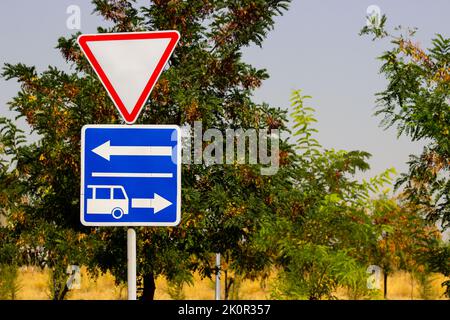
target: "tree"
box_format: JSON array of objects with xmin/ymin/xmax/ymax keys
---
[
  {"xmin": 0, "ymin": 228, "xmax": 21, "ymax": 300},
  {"xmin": 260, "ymin": 91, "xmax": 395, "ymax": 300},
  {"xmin": 0, "ymin": 0, "xmax": 293, "ymax": 299},
  {"xmin": 361, "ymin": 16, "xmax": 450, "ymax": 297},
  {"xmin": 0, "ymin": 115, "xmax": 93, "ymax": 300},
  {"xmin": 370, "ymin": 195, "xmax": 441, "ymax": 299}
]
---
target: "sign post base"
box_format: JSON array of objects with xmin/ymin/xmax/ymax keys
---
[{"xmin": 127, "ymin": 228, "xmax": 136, "ymax": 300}]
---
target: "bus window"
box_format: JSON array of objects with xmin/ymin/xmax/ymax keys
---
[
  {"xmin": 96, "ymin": 188, "xmax": 110, "ymax": 199},
  {"xmin": 114, "ymin": 187, "xmax": 126, "ymax": 199}
]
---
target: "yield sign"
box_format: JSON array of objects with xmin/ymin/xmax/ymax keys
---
[{"xmin": 77, "ymin": 31, "xmax": 180, "ymax": 124}]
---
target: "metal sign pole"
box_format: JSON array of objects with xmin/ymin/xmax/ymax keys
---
[
  {"xmin": 127, "ymin": 228, "xmax": 137, "ymax": 300},
  {"xmin": 215, "ymin": 253, "xmax": 221, "ymax": 300}
]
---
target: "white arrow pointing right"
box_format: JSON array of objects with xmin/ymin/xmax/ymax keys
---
[{"xmin": 131, "ymin": 193, "xmax": 172, "ymax": 213}]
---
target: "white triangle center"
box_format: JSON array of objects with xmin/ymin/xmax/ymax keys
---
[{"xmin": 87, "ymin": 38, "xmax": 171, "ymax": 114}]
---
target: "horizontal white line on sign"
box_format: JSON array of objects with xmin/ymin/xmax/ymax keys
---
[{"xmin": 92, "ymin": 172, "xmax": 173, "ymax": 178}]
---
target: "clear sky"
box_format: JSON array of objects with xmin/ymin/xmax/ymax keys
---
[{"xmin": 0, "ymin": 0, "xmax": 448, "ymax": 182}]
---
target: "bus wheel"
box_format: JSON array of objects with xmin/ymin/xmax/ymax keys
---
[{"xmin": 112, "ymin": 207, "xmax": 124, "ymax": 219}]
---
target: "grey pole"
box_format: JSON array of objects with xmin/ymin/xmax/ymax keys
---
[
  {"xmin": 127, "ymin": 228, "xmax": 137, "ymax": 300},
  {"xmin": 215, "ymin": 253, "xmax": 221, "ymax": 300}
]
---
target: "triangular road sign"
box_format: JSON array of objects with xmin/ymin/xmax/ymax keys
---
[{"xmin": 77, "ymin": 31, "xmax": 180, "ymax": 124}]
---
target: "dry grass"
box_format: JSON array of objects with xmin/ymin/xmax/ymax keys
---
[
  {"xmin": 385, "ymin": 271, "xmax": 447, "ymax": 300},
  {"xmin": 12, "ymin": 267, "xmax": 448, "ymax": 300},
  {"xmin": 16, "ymin": 266, "xmax": 126, "ymax": 300}
]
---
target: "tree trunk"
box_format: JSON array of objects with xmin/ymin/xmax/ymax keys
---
[
  {"xmin": 383, "ymin": 272, "xmax": 388, "ymax": 299},
  {"xmin": 60, "ymin": 284, "xmax": 69, "ymax": 300},
  {"xmin": 224, "ymin": 270, "xmax": 229, "ymax": 300},
  {"xmin": 52, "ymin": 282, "xmax": 69, "ymax": 300},
  {"xmin": 52, "ymin": 276, "xmax": 58, "ymax": 300},
  {"xmin": 141, "ymin": 273, "xmax": 156, "ymax": 300},
  {"xmin": 224, "ymin": 270, "xmax": 235, "ymax": 300}
]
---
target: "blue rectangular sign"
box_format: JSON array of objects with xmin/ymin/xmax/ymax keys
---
[{"xmin": 81, "ymin": 125, "xmax": 181, "ymax": 226}]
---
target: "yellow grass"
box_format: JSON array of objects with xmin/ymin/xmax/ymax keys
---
[
  {"xmin": 384, "ymin": 271, "xmax": 447, "ymax": 300},
  {"xmin": 12, "ymin": 267, "xmax": 448, "ymax": 300},
  {"xmin": 15, "ymin": 266, "xmax": 126, "ymax": 300}
]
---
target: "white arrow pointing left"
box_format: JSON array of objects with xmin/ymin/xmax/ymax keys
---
[
  {"xmin": 92, "ymin": 140, "xmax": 172, "ymax": 161},
  {"xmin": 131, "ymin": 194, "xmax": 172, "ymax": 213}
]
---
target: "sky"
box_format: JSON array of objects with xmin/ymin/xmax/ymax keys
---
[{"xmin": 0, "ymin": 0, "xmax": 449, "ymax": 183}]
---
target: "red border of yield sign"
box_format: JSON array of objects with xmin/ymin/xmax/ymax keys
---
[{"xmin": 77, "ymin": 31, "xmax": 180, "ymax": 124}]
